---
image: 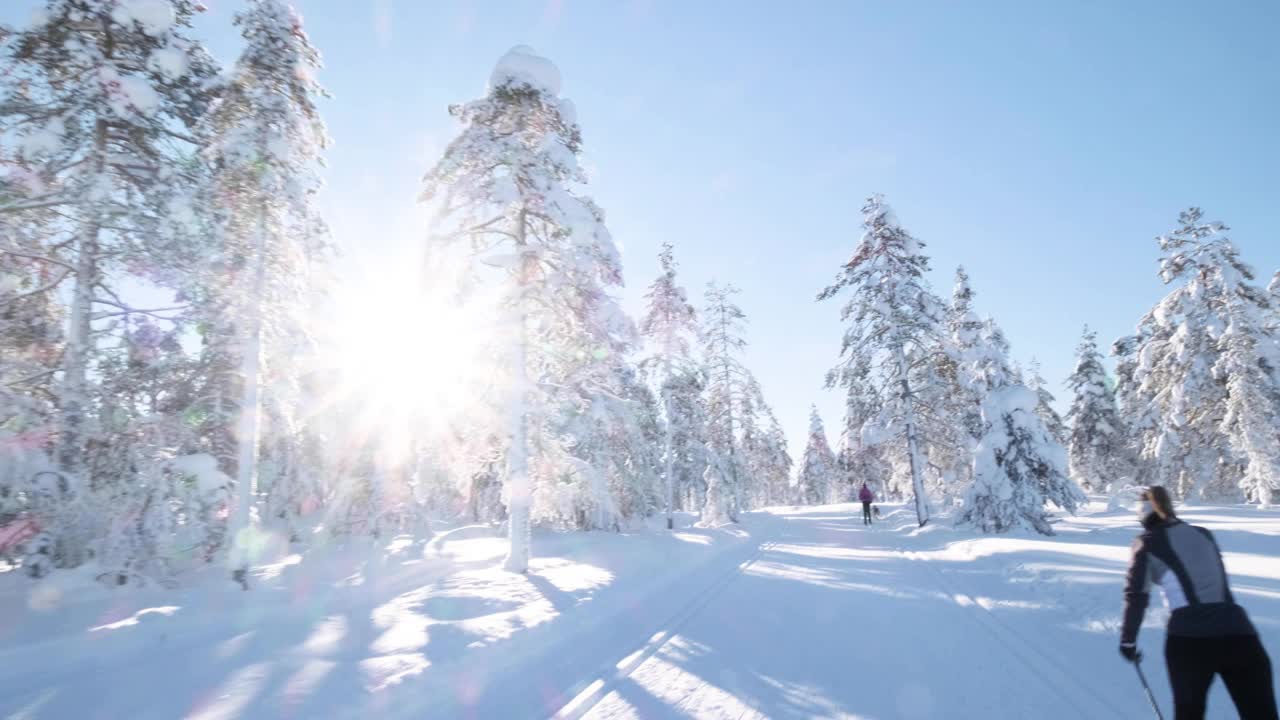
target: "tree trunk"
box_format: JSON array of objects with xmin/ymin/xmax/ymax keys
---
[
  {"xmin": 895, "ymin": 344, "xmax": 929, "ymax": 527},
  {"xmin": 229, "ymin": 201, "xmax": 268, "ymax": 582},
  {"xmin": 57, "ymin": 120, "xmax": 108, "ymax": 476},
  {"xmin": 504, "ymin": 208, "xmax": 532, "ymax": 574},
  {"xmin": 662, "ymin": 348, "xmax": 675, "ymax": 530},
  {"xmin": 718, "ymin": 315, "xmax": 740, "ymax": 521}
]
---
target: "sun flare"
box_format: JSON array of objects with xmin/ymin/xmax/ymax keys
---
[{"xmin": 326, "ymin": 262, "xmax": 495, "ymax": 450}]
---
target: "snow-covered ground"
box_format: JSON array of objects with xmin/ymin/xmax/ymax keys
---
[{"xmin": 2, "ymin": 502, "xmax": 1277, "ymax": 719}]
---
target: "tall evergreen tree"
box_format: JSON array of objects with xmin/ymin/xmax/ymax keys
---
[
  {"xmin": 736, "ymin": 377, "xmax": 789, "ymax": 508},
  {"xmin": 1063, "ymin": 327, "xmax": 1127, "ymax": 496},
  {"xmin": 797, "ymin": 406, "xmax": 838, "ymax": 505},
  {"xmin": 1026, "ymin": 359, "xmax": 1067, "ymax": 446},
  {"xmin": 837, "ymin": 357, "xmax": 889, "ymax": 500},
  {"xmin": 663, "ymin": 369, "xmax": 712, "ymax": 512},
  {"xmin": 958, "ymin": 324, "xmax": 1084, "ymax": 535},
  {"xmin": 948, "ymin": 267, "xmax": 985, "ymax": 445},
  {"xmin": 1115, "ymin": 208, "xmax": 1280, "ymax": 504},
  {"xmin": 758, "ymin": 403, "xmax": 795, "ymax": 507},
  {"xmin": 1214, "ymin": 276, "xmax": 1280, "ymax": 509},
  {"xmin": 421, "ymin": 47, "xmax": 631, "ymax": 571},
  {"xmin": 819, "ymin": 195, "xmax": 946, "ymax": 526},
  {"xmin": 639, "ymin": 242, "xmax": 698, "ymax": 528},
  {"xmin": 201, "ymin": 0, "xmax": 330, "ymax": 583},
  {"xmin": 1, "ymin": 0, "xmax": 216, "ymax": 473},
  {"xmin": 700, "ymin": 282, "xmax": 751, "ymax": 523},
  {"xmin": 1, "ymin": 0, "xmax": 217, "ymax": 573}
]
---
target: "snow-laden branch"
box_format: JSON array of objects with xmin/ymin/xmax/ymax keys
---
[{"xmin": 1, "ymin": 269, "xmax": 70, "ymax": 302}]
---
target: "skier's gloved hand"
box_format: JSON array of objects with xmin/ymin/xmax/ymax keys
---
[{"xmin": 1119, "ymin": 642, "xmax": 1142, "ymax": 663}]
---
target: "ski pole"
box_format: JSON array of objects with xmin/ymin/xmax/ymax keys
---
[{"xmin": 1134, "ymin": 659, "xmax": 1165, "ymax": 720}]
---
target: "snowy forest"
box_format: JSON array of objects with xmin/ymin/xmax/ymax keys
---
[{"xmin": 2, "ymin": 0, "xmax": 1279, "ymax": 592}]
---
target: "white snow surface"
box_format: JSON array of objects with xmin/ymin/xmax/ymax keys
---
[
  {"xmin": 2, "ymin": 503, "xmax": 1277, "ymax": 719},
  {"xmin": 490, "ymin": 45, "xmax": 562, "ymax": 96}
]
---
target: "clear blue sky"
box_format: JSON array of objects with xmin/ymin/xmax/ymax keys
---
[{"xmin": 6, "ymin": 1, "xmax": 1279, "ymax": 459}]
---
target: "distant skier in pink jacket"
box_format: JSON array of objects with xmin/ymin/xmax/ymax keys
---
[{"xmin": 858, "ymin": 483, "xmax": 874, "ymax": 525}]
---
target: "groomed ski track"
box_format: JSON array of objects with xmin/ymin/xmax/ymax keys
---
[{"xmin": 567, "ymin": 506, "xmax": 1145, "ymax": 720}]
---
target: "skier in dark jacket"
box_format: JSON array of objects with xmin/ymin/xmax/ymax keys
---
[
  {"xmin": 858, "ymin": 483, "xmax": 874, "ymax": 525},
  {"xmin": 1119, "ymin": 486, "xmax": 1278, "ymax": 720}
]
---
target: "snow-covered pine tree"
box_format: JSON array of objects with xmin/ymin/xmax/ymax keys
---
[
  {"xmin": 947, "ymin": 267, "xmax": 985, "ymax": 446},
  {"xmin": 639, "ymin": 242, "xmax": 698, "ymax": 528},
  {"xmin": 699, "ymin": 445, "xmax": 733, "ymax": 527},
  {"xmin": 737, "ymin": 378, "xmax": 790, "ymax": 508},
  {"xmin": 663, "ymin": 369, "xmax": 712, "ymax": 512},
  {"xmin": 837, "ymin": 356, "xmax": 888, "ymax": 500},
  {"xmin": 2, "ymin": 0, "xmax": 217, "ymax": 472},
  {"xmin": 421, "ymin": 46, "xmax": 631, "ymax": 572},
  {"xmin": 700, "ymin": 282, "xmax": 754, "ymax": 522},
  {"xmin": 1, "ymin": 0, "xmax": 217, "ymax": 571},
  {"xmin": 1115, "ymin": 208, "xmax": 1279, "ymax": 504},
  {"xmin": 762, "ymin": 412, "xmax": 795, "ymax": 507},
  {"xmin": 1063, "ymin": 327, "xmax": 1128, "ymax": 496},
  {"xmin": 958, "ymin": 324, "xmax": 1085, "ymax": 535},
  {"xmin": 819, "ymin": 195, "xmax": 946, "ymax": 526},
  {"xmin": 611, "ymin": 367, "xmax": 664, "ymax": 522},
  {"xmin": 1213, "ymin": 263, "xmax": 1280, "ymax": 509},
  {"xmin": 200, "ymin": 0, "xmax": 330, "ymax": 581},
  {"xmin": 797, "ymin": 406, "xmax": 838, "ymax": 505},
  {"xmin": 0, "ymin": 206, "xmax": 64, "ymax": 569},
  {"xmin": 1026, "ymin": 359, "xmax": 1067, "ymax": 446}
]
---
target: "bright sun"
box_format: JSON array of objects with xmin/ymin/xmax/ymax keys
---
[{"xmin": 326, "ymin": 261, "xmax": 494, "ymax": 454}]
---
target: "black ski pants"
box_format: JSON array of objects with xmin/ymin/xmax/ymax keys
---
[
  {"xmin": 861, "ymin": 501, "xmax": 872, "ymax": 525},
  {"xmin": 1166, "ymin": 633, "xmax": 1278, "ymax": 720}
]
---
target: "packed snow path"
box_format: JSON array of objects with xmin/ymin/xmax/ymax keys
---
[
  {"xmin": 2, "ymin": 503, "xmax": 1276, "ymax": 719},
  {"xmin": 573, "ymin": 506, "xmax": 1134, "ymax": 720}
]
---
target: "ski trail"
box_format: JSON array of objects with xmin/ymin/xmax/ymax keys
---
[
  {"xmin": 578, "ymin": 507, "xmax": 1138, "ymax": 719},
  {"xmin": 904, "ymin": 549, "xmax": 1128, "ymax": 719},
  {"xmin": 553, "ymin": 540, "xmax": 777, "ymax": 720}
]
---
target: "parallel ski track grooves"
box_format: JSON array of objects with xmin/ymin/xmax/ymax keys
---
[
  {"xmin": 907, "ymin": 550, "xmax": 1129, "ymax": 720},
  {"xmin": 550, "ymin": 538, "xmax": 778, "ymax": 720}
]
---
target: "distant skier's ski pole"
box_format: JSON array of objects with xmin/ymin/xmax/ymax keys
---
[{"xmin": 1134, "ymin": 660, "xmax": 1165, "ymax": 720}]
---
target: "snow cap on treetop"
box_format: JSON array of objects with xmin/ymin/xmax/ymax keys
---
[{"xmin": 490, "ymin": 45, "xmax": 562, "ymax": 96}]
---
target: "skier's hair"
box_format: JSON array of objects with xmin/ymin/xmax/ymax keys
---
[{"xmin": 1143, "ymin": 485, "xmax": 1176, "ymax": 520}]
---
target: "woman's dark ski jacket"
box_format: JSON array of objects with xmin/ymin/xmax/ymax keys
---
[{"xmin": 1121, "ymin": 512, "xmax": 1257, "ymax": 644}]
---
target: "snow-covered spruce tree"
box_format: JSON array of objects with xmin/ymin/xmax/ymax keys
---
[
  {"xmin": 739, "ymin": 378, "xmax": 789, "ymax": 508},
  {"xmin": 958, "ymin": 324, "xmax": 1084, "ymax": 535},
  {"xmin": 663, "ymin": 368, "xmax": 712, "ymax": 512},
  {"xmin": 612, "ymin": 367, "xmax": 664, "ymax": 521},
  {"xmin": 797, "ymin": 406, "xmax": 838, "ymax": 505},
  {"xmin": 818, "ymin": 195, "xmax": 946, "ymax": 527},
  {"xmin": 837, "ymin": 357, "xmax": 892, "ymax": 502},
  {"xmin": 199, "ymin": 0, "xmax": 329, "ymax": 581},
  {"xmin": 639, "ymin": 242, "xmax": 698, "ymax": 528},
  {"xmin": 1214, "ymin": 269, "xmax": 1280, "ymax": 508},
  {"xmin": 2, "ymin": 0, "xmax": 216, "ymax": 472},
  {"xmin": 0, "ymin": 216, "xmax": 64, "ymax": 568},
  {"xmin": 1115, "ymin": 209, "xmax": 1280, "ymax": 504},
  {"xmin": 1026, "ymin": 359, "xmax": 1067, "ymax": 446},
  {"xmin": 700, "ymin": 445, "xmax": 733, "ymax": 527},
  {"xmin": 762, "ymin": 412, "xmax": 795, "ymax": 507},
  {"xmin": 421, "ymin": 47, "xmax": 631, "ymax": 572},
  {"xmin": 947, "ymin": 267, "xmax": 985, "ymax": 444},
  {"xmin": 701, "ymin": 282, "xmax": 768, "ymax": 522},
  {"xmin": 1, "ymin": 0, "xmax": 217, "ymax": 572},
  {"xmin": 1063, "ymin": 327, "xmax": 1128, "ymax": 496},
  {"xmin": 700, "ymin": 283, "xmax": 740, "ymax": 520}
]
